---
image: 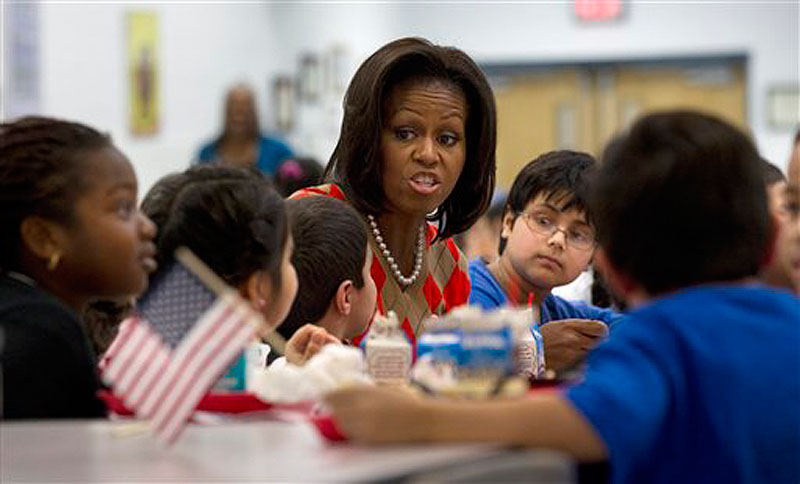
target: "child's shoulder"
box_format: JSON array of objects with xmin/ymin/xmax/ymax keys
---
[
  {"xmin": 645, "ymin": 283, "xmax": 796, "ymax": 313},
  {"xmin": 0, "ymin": 274, "xmax": 86, "ymax": 343},
  {"xmin": 0, "ymin": 277, "xmax": 103, "ymax": 420},
  {"xmin": 467, "ymin": 257, "xmax": 491, "ymax": 278},
  {"xmin": 628, "ymin": 284, "xmax": 799, "ymax": 337},
  {"xmin": 467, "ymin": 258, "xmax": 506, "ymax": 310}
]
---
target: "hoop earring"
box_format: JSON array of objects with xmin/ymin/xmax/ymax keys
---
[{"xmin": 47, "ymin": 253, "xmax": 61, "ymax": 271}]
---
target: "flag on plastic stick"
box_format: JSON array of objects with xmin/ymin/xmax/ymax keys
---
[
  {"xmin": 101, "ymin": 247, "xmax": 267, "ymax": 445},
  {"xmin": 100, "ymin": 316, "xmax": 172, "ymax": 413},
  {"xmin": 148, "ymin": 292, "xmax": 256, "ymax": 444}
]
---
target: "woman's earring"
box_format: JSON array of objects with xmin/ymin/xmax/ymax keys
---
[{"xmin": 47, "ymin": 252, "xmax": 61, "ymax": 271}]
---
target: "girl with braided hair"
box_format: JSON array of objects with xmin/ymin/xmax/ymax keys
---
[{"xmin": 0, "ymin": 116, "xmax": 157, "ymax": 419}]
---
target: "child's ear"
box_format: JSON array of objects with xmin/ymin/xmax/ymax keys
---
[
  {"xmin": 241, "ymin": 271, "xmax": 273, "ymax": 315},
  {"xmin": 19, "ymin": 216, "xmax": 66, "ymax": 265},
  {"xmin": 333, "ymin": 280, "xmax": 354, "ymax": 316},
  {"xmin": 500, "ymin": 210, "xmax": 516, "ymax": 239}
]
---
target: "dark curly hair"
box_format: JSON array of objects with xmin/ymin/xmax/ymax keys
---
[
  {"xmin": 0, "ymin": 116, "xmax": 111, "ymax": 271},
  {"xmin": 141, "ymin": 165, "xmax": 288, "ymax": 289},
  {"xmin": 325, "ymin": 37, "xmax": 496, "ymax": 240}
]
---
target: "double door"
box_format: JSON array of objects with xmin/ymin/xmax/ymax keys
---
[{"xmin": 489, "ymin": 59, "xmax": 747, "ymax": 189}]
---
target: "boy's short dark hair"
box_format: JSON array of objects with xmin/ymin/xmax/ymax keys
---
[
  {"xmin": 593, "ymin": 111, "xmax": 769, "ymax": 296},
  {"xmin": 499, "ymin": 150, "xmax": 597, "ymax": 254},
  {"xmin": 761, "ymin": 159, "xmax": 787, "ymax": 186},
  {"xmin": 279, "ymin": 197, "xmax": 368, "ymax": 340}
]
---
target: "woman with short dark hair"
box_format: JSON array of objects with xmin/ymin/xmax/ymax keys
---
[{"xmin": 292, "ymin": 37, "xmax": 496, "ymax": 344}]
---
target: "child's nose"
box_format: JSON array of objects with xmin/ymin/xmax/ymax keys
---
[
  {"xmin": 138, "ymin": 211, "xmax": 157, "ymax": 239},
  {"xmin": 547, "ymin": 228, "xmax": 568, "ymax": 248}
]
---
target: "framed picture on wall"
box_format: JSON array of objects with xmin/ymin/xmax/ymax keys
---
[
  {"xmin": 298, "ymin": 53, "xmax": 321, "ymax": 102},
  {"xmin": 127, "ymin": 11, "xmax": 159, "ymax": 135},
  {"xmin": 767, "ymin": 85, "xmax": 800, "ymax": 129},
  {"xmin": 273, "ymin": 76, "xmax": 295, "ymax": 132}
]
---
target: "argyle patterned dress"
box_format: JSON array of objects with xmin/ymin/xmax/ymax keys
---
[{"xmin": 290, "ymin": 184, "xmax": 470, "ymax": 347}]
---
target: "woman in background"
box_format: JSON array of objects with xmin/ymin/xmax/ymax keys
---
[{"xmin": 195, "ymin": 84, "xmax": 293, "ymax": 175}]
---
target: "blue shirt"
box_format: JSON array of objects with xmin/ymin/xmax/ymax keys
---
[
  {"xmin": 567, "ymin": 285, "xmax": 800, "ymax": 484},
  {"xmin": 196, "ymin": 135, "xmax": 293, "ymax": 175},
  {"xmin": 467, "ymin": 258, "xmax": 624, "ymax": 327}
]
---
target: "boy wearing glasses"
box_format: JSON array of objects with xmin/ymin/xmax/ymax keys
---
[{"xmin": 469, "ymin": 151, "xmax": 623, "ymax": 372}]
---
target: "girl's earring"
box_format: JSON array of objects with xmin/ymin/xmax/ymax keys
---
[{"xmin": 47, "ymin": 252, "xmax": 61, "ymax": 271}]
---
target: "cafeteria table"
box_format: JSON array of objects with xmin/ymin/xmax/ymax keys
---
[{"xmin": 1, "ymin": 419, "xmax": 576, "ymax": 482}]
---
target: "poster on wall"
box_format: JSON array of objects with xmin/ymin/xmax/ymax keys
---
[
  {"xmin": 127, "ymin": 11, "xmax": 159, "ymax": 135},
  {"xmin": 3, "ymin": 2, "xmax": 40, "ymax": 119}
]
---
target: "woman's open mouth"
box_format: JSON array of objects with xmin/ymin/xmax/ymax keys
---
[{"xmin": 408, "ymin": 172, "xmax": 441, "ymax": 195}]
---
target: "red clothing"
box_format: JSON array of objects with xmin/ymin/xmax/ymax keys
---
[{"xmin": 290, "ymin": 184, "xmax": 470, "ymax": 347}]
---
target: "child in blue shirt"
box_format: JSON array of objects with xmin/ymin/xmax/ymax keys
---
[
  {"xmin": 325, "ymin": 111, "xmax": 800, "ymax": 484},
  {"xmin": 469, "ymin": 150, "xmax": 622, "ymax": 372}
]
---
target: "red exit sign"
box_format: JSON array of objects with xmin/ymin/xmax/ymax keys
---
[{"xmin": 575, "ymin": 0, "xmax": 623, "ymax": 21}]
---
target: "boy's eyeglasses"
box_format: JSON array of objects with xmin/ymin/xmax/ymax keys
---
[{"xmin": 518, "ymin": 212, "xmax": 596, "ymax": 251}]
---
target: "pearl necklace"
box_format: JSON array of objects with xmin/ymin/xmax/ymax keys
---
[{"xmin": 367, "ymin": 214, "xmax": 425, "ymax": 287}]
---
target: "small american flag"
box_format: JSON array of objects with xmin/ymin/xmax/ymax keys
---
[{"xmin": 101, "ymin": 250, "xmax": 261, "ymax": 445}]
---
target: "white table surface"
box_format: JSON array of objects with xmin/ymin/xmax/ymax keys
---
[{"xmin": 1, "ymin": 419, "xmax": 523, "ymax": 482}]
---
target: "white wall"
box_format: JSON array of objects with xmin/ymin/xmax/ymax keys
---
[
  {"xmin": 263, "ymin": 3, "xmax": 405, "ymax": 166},
  {"xmin": 33, "ymin": 3, "xmax": 279, "ymax": 195},
  {"xmin": 271, "ymin": 1, "xmax": 799, "ymax": 172},
  {"xmin": 4, "ymin": 2, "xmax": 799, "ymax": 194}
]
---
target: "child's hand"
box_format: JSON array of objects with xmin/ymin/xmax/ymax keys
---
[
  {"xmin": 540, "ymin": 319, "xmax": 608, "ymax": 373},
  {"xmin": 285, "ymin": 325, "xmax": 341, "ymax": 366},
  {"xmin": 324, "ymin": 385, "xmax": 430, "ymax": 443}
]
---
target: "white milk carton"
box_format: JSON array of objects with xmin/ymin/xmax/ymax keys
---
[
  {"xmin": 496, "ymin": 307, "xmax": 545, "ymax": 380},
  {"xmin": 364, "ymin": 311, "xmax": 412, "ymax": 385}
]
